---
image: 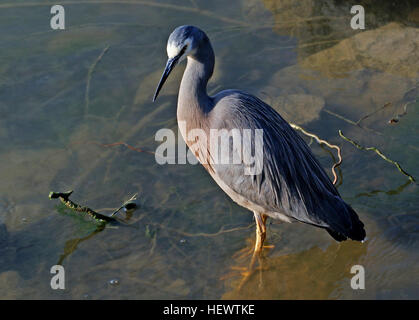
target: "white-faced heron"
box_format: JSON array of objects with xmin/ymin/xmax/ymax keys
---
[{"xmin": 153, "ymin": 25, "xmax": 366, "ymax": 254}]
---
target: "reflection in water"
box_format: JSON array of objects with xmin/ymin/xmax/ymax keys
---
[
  {"xmin": 222, "ymin": 239, "xmax": 367, "ymax": 299},
  {"xmin": 58, "ymin": 223, "xmax": 106, "ymax": 265},
  {"xmin": 355, "ymin": 180, "xmax": 414, "ymax": 198},
  {"xmin": 56, "ymin": 198, "xmax": 140, "ymax": 265}
]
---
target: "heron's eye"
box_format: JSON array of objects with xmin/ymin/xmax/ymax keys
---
[{"xmin": 179, "ymin": 45, "xmax": 187, "ymax": 56}]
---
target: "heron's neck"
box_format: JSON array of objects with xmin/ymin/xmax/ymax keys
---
[{"xmin": 179, "ymin": 40, "xmax": 214, "ymax": 115}]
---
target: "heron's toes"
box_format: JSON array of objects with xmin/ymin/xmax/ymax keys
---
[{"xmin": 234, "ymin": 247, "xmax": 254, "ymax": 260}]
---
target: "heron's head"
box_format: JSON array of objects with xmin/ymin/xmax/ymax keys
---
[{"xmin": 153, "ymin": 25, "xmax": 207, "ymax": 101}]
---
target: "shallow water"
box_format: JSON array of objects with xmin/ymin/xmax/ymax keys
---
[{"xmin": 0, "ymin": 0, "xmax": 418, "ymax": 299}]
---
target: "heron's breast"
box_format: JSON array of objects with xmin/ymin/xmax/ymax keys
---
[{"xmin": 177, "ymin": 110, "xmax": 216, "ymax": 173}]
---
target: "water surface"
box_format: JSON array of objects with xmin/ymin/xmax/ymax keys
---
[{"xmin": 0, "ymin": 0, "xmax": 418, "ymax": 299}]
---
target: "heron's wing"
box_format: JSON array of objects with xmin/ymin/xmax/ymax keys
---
[{"xmin": 209, "ymin": 90, "xmax": 365, "ymax": 241}]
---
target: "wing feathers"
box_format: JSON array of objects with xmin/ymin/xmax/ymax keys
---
[{"xmin": 211, "ymin": 90, "xmax": 366, "ymax": 241}]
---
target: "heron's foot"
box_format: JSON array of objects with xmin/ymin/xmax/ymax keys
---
[
  {"xmin": 219, "ymin": 266, "xmax": 248, "ymax": 281},
  {"xmin": 233, "ymin": 241, "xmax": 273, "ymax": 261},
  {"xmin": 235, "ymin": 212, "xmax": 271, "ymax": 289},
  {"xmin": 223, "ymin": 241, "xmax": 271, "ymax": 283},
  {"xmin": 232, "ymin": 244, "xmax": 254, "ymax": 260},
  {"xmin": 238, "ymin": 251, "xmax": 266, "ymax": 290},
  {"xmin": 223, "ymin": 213, "xmax": 273, "ymax": 289}
]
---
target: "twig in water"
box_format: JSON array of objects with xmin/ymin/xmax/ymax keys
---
[
  {"xmin": 100, "ymin": 141, "xmax": 155, "ymax": 156},
  {"xmin": 338, "ymin": 130, "xmax": 415, "ymax": 182},
  {"xmin": 151, "ymin": 222, "xmax": 255, "ymax": 238},
  {"xmin": 49, "ymin": 190, "xmax": 115, "ymax": 222},
  {"xmin": 85, "ymin": 46, "xmax": 110, "ymax": 116},
  {"xmin": 323, "ymin": 109, "xmax": 358, "ymax": 126},
  {"xmin": 324, "ymin": 108, "xmax": 382, "ymax": 135},
  {"xmin": 92, "ymin": 140, "xmax": 179, "ymax": 163},
  {"xmin": 388, "ymin": 101, "xmax": 415, "ymax": 124},
  {"xmin": 49, "ymin": 190, "xmax": 139, "ymax": 222},
  {"xmin": 290, "ymin": 123, "xmax": 342, "ymax": 185},
  {"xmin": 111, "ymin": 193, "xmax": 138, "ymax": 216},
  {"xmin": 357, "ymin": 102, "xmax": 392, "ymax": 125},
  {"xmin": 319, "ymin": 144, "xmax": 343, "ymax": 187}
]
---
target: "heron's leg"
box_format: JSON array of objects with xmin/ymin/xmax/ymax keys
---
[
  {"xmin": 237, "ymin": 212, "xmax": 268, "ymax": 290},
  {"xmin": 253, "ymin": 211, "xmax": 268, "ymax": 253}
]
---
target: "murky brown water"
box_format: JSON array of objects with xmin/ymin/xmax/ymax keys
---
[{"xmin": 0, "ymin": 0, "xmax": 418, "ymax": 299}]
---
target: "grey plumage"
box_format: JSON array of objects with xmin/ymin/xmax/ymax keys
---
[
  {"xmin": 153, "ymin": 25, "xmax": 366, "ymax": 243},
  {"xmin": 213, "ymin": 91, "xmax": 365, "ymax": 241}
]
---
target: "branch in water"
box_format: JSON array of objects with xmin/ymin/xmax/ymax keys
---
[
  {"xmin": 49, "ymin": 190, "xmax": 116, "ymax": 222},
  {"xmin": 149, "ymin": 222, "xmax": 255, "ymax": 238},
  {"xmin": 85, "ymin": 46, "xmax": 110, "ymax": 116},
  {"xmin": 388, "ymin": 100, "xmax": 415, "ymax": 124},
  {"xmin": 357, "ymin": 102, "xmax": 392, "ymax": 125},
  {"xmin": 290, "ymin": 123, "xmax": 342, "ymax": 185},
  {"xmin": 338, "ymin": 130, "xmax": 415, "ymax": 182}
]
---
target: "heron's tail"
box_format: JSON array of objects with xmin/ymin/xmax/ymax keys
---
[{"xmin": 326, "ymin": 203, "xmax": 366, "ymax": 242}]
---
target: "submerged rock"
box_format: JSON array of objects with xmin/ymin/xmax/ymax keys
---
[
  {"xmin": 273, "ymin": 94, "xmax": 325, "ymax": 124},
  {"xmin": 265, "ymin": 23, "xmax": 419, "ymax": 122},
  {"xmin": 300, "ymin": 23, "xmax": 419, "ymax": 79}
]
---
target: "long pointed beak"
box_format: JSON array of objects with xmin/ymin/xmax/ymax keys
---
[{"xmin": 153, "ymin": 57, "xmax": 178, "ymax": 102}]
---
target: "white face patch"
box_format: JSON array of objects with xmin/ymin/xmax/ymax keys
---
[
  {"xmin": 166, "ymin": 42, "xmax": 179, "ymax": 59},
  {"xmin": 166, "ymin": 37, "xmax": 193, "ymax": 61}
]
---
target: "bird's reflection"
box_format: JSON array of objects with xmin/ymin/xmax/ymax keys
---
[{"xmin": 221, "ymin": 236, "xmax": 367, "ymax": 299}]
